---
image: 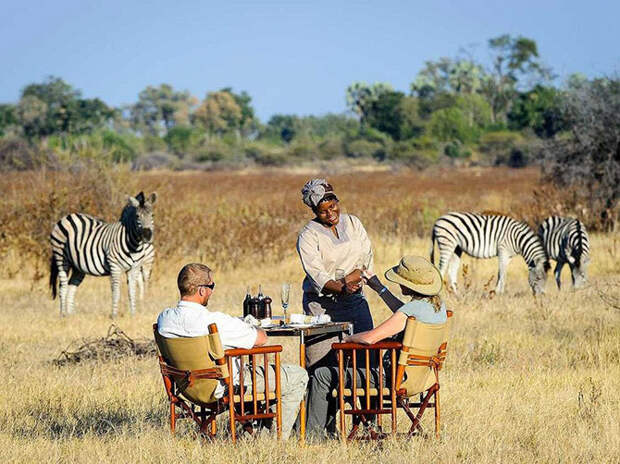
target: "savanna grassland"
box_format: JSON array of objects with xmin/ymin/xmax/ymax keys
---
[{"xmin": 0, "ymin": 166, "xmax": 619, "ymax": 463}]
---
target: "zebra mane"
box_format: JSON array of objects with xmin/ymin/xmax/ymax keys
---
[
  {"xmin": 120, "ymin": 203, "xmax": 138, "ymax": 228},
  {"xmin": 574, "ymin": 219, "xmax": 583, "ymax": 266}
]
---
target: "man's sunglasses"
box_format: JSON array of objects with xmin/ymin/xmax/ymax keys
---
[{"xmin": 198, "ymin": 282, "xmax": 216, "ymax": 290}]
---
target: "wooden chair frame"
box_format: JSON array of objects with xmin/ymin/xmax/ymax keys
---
[
  {"xmin": 153, "ymin": 323, "xmax": 283, "ymax": 441},
  {"xmin": 332, "ymin": 311, "xmax": 452, "ymax": 441}
]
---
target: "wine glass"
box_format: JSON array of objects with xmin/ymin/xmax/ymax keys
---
[{"xmin": 281, "ymin": 283, "xmax": 290, "ymax": 324}]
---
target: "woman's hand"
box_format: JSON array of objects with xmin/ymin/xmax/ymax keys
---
[{"xmin": 344, "ymin": 269, "xmax": 363, "ymax": 294}]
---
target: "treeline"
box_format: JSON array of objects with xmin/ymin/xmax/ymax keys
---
[{"xmin": 0, "ymin": 34, "xmax": 611, "ymax": 174}]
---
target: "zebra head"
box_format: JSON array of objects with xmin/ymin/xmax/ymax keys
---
[
  {"xmin": 124, "ymin": 192, "xmax": 157, "ymax": 243},
  {"xmin": 528, "ymin": 259, "xmax": 550, "ymax": 296},
  {"xmin": 571, "ymin": 254, "xmax": 589, "ymax": 288}
]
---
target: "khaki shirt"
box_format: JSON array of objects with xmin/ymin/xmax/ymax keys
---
[{"xmin": 296, "ymin": 213, "xmax": 374, "ymax": 295}]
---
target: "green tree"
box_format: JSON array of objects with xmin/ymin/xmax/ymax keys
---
[
  {"xmin": 346, "ymin": 82, "xmax": 393, "ymax": 125},
  {"xmin": 16, "ymin": 95, "xmax": 48, "ymax": 138},
  {"xmin": 428, "ymin": 107, "xmax": 471, "ymax": 143},
  {"xmin": 18, "ymin": 76, "xmax": 113, "ymax": 137},
  {"xmin": 130, "ymin": 84, "xmax": 195, "ymax": 136},
  {"xmin": 481, "ymin": 34, "xmax": 551, "ymax": 123},
  {"xmin": 263, "ymin": 114, "xmax": 299, "ymax": 143},
  {"xmin": 411, "ymin": 58, "xmax": 484, "ymax": 98},
  {"xmin": 508, "ymin": 85, "xmax": 565, "ymax": 137},
  {"xmin": 193, "ymin": 91, "xmax": 243, "ymax": 136},
  {"xmin": 0, "ymin": 104, "xmax": 17, "ymax": 136},
  {"xmin": 366, "ymin": 92, "xmax": 424, "ymax": 141},
  {"xmin": 220, "ymin": 88, "xmax": 257, "ymax": 137}
]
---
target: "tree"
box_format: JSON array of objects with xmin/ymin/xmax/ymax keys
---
[
  {"xmin": 481, "ymin": 34, "xmax": 551, "ymax": 123},
  {"xmin": 220, "ymin": 88, "xmax": 257, "ymax": 137},
  {"xmin": 411, "ymin": 58, "xmax": 484, "ymax": 98},
  {"xmin": 16, "ymin": 95, "xmax": 48, "ymax": 138},
  {"xmin": 130, "ymin": 84, "xmax": 195, "ymax": 136},
  {"xmin": 0, "ymin": 104, "xmax": 17, "ymax": 136},
  {"xmin": 366, "ymin": 92, "xmax": 424, "ymax": 141},
  {"xmin": 193, "ymin": 91, "xmax": 242, "ymax": 136},
  {"xmin": 508, "ymin": 85, "xmax": 565, "ymax": 137},
  {"xmin": 263, "ymin": 114, "xmax": 299, "ymax": 143},
  {"xmin": 17, "ymin": 76, "xmax": 113, "ymax": 138},
  {"xmin": 541, "ymin": 77, "xmax": 620, "ymax": 230},
  {"xmin": 345, "ymin": 82, "xmax": 393, "ymax": 125}
]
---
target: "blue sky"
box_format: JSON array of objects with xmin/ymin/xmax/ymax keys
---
[{"xmin": 1, "ymin": 0, "xmax": 618, "ymax": 121}]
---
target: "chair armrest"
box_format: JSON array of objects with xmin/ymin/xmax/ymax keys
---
[
  {"xmin": 332, "ymin": 340, "xmax": 402, "ymax": 351},
  {"xmin": 225, "ymin": 345, "xmax": 283, "ymax": 357}
]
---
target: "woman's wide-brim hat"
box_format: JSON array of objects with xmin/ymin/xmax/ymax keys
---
[{"xmin": 384, "ymin": 255, "xmax": 443, "ymax": 296}]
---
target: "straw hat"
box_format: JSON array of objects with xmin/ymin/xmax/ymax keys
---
[{"xmin": 384, "ymin": 256, "xmax": 443, "ymax": 296}]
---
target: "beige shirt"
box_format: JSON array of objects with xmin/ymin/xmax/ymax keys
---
[{"xmin": 296, "ymin": 213, "xmax": 374, "ymax": 295}]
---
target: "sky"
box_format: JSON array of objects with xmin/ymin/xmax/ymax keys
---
[{"xmin": 1, "ymin": 0, "xmax": 618, "ymax": 121}]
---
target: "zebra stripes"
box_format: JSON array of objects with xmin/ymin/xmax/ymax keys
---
[
  {"xmin": 538, "ymin": 216, "xmax": 590, "ymax": 289},
  {"xmin": 49, "ymin": 192, "xmax": 157, "ymax": 317},
  {"xmin": 430, "ymin": 212, "xmax": 550, "ymax": 295}
]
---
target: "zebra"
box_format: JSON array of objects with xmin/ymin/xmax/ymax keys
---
[
  {"xmin": 430, "ymin": 212, "xmax": 550, "ymax": 295},
  {"xmin": 49, "ymin": 192, "xmax": 157, "ymax": 317},
  {"xmin": 538, "ymin": 216, "xmax": 590, "ymax": 289}
]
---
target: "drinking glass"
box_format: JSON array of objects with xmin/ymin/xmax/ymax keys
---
[{"xmin": 281, "ymin": 283, "xmax": 290, "ymax": 323}]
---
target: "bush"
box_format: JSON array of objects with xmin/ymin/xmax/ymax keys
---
[
  {"xmin": 385, "ymin": 140, "xmax": 437, "ymax": 168},
  {"xmin": 0, "ymin": 137, "xmax": 57, "ymax": 171},
  {"xmin": 244, "ymin": 142, "xmax": 288, "ymax": 166},
  {"xmin": 478, "ymin": 131, "xmax": 525, "ymax": 166},
  {"xmin": 131, "ymin": 151, "xmax": 178, "ymax": 171},
  {"xmin": 428, "ymin": 108, "xmax": 471, "ymax": 143},
  {"xmin": 164, "ymin": 126, "xmax": 205, "ymax": 156},
  {"xmin": 444, "ymin": 140, "xmax": 471, "ymax": 159},
  {"xmin": 143, "ymin": 135, "xmax": 167, "ymax": 152},
  {"xmin": 317, "ymin": 138, "xmax": 345, "ymax": 160},
  {"xmin": 101, "ymin": 130, "xmax": 140, "ymax": 162},
  {"xmin": 345, "ymin": 139, "xmax": 384, "ymax": 159}
]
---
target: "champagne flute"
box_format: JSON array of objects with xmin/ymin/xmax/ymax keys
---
[{"xmin": 281, "ymin": 283, "xmax": 290, "ymax": 324}]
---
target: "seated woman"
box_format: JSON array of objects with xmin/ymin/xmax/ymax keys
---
[{"xmin": 305, "ymin": 255, "xmax": 447, "ymax": 438}]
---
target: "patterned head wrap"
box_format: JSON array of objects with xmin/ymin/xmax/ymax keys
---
[{"xmin": 301, "ymin": 178, "xmax": 338, "ymax": 209}]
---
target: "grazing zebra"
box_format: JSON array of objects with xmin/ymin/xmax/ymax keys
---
[
  {"xmin": 49, "ymin": 192, "xmax": 157, "ymax": 317},
  {"xmin": 430, "ymin": 212, "xmax": 550, "ymax": 295},
  {"xmin": 538, "ymin": 216, "xmax": 590, "ymax": 289}
]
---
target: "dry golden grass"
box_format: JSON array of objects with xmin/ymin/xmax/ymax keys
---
[{"xmin": 1, "ymin": 167, "xmax": 619, "ymax": 463}]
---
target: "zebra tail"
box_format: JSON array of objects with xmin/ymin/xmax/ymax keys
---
[{"xmin": 50, "ymin": 256, "xmax": 58, "ymax": 299}]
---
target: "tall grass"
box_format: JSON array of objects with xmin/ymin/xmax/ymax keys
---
[{"xmin": 1, "ymin": 167, "xmax": 618, "ymax": 463}]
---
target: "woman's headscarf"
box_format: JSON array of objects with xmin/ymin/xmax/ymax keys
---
[{"xmin": 301, "ymin": 178, "xmax": 338, "ymax": 209}]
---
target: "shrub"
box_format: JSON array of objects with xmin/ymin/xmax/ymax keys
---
[
  {"xmin": 479, "ymin": 131, "xmax": 525, "ymax": 166},
  {"xmin": 131, "ymin": 152, "xmax": 178, "ymax": 171},
  {"xmin": 101, "ymin": 130, "xmax": 140, "ymax": 162},
  {"xmin": 345, "ymin": 139, "xmax": 384, "ymax": 159},
  {"xmin": 164, "ymin": 126, "xmax": 205, "ymax": 156},
  {"xmin": 0, "ymin": 137, "xmax": 57, "ymax": 171},
  {"xmin": 444, "ymin": 140, "xmax": 471, "ymax": 159},
  {"xmin": 317, "ymin": 138, "xmax": 345, "ymax": 160}
]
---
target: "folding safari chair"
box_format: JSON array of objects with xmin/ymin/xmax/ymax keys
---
[
  {"xmin": 332, "ymin": 310, "xmax": 453, "ymax": 441},
  {"xmin": 153, "ymin": 323, "xmax": 283, "ymax": 441}
]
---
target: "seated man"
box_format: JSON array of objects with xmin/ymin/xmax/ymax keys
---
[
  {"xmin": 306, "ymin": 256, "xmax": 448, "ymax": 439},
  {"xmin": 157, "ymin": 262, "xmax": 308, "ymax": 440}
]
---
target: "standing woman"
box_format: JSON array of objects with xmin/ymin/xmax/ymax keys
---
[{"xmin": 296, "ymin": 178, "xmax": 375, "ymax": 370}]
